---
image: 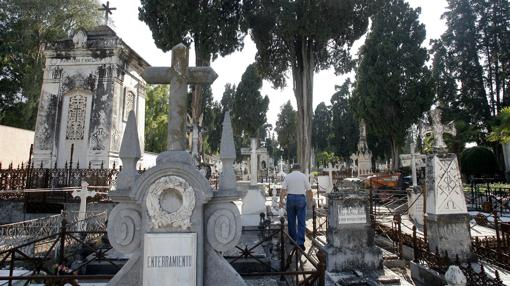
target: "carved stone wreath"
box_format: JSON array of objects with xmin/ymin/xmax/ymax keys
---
[{"xmin": 146, "ymin": 176, "xmax": 195, "ymax": 229}]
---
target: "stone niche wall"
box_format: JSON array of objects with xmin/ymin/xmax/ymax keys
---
[{"xmin": 32, "ymin": 26, "xmax": 149, "ymax": 169}]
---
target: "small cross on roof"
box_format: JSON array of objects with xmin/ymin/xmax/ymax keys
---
[{"xmin": 98, "ymin": 1, "xmax": 117, "ymax": 25}]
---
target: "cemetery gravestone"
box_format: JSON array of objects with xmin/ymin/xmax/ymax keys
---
[
  {"xmin": 240, "ymin": 139, "xmax": 266, "ymax": 227},
  {"xmin": 324, "ymin": 191, "xmax": 382, "ymax": 285},
  {"xmin": 107, "ymin": 44, "xmax": 245, "ymax": 286},
  {"xmin": 424, "ymin": 108, "xmax": 473, "ymax": 262}
]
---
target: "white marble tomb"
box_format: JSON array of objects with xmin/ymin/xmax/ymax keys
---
[{"xmin": 32, "ymin": 26, "xmax": 149, "ymax": 169}]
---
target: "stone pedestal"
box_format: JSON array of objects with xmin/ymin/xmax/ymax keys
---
[
  {"xmin": 241, "ymin": 185, "xmax": 266, "ymax": 227},
  {"xmin": 324, "ymin": 191, "xmax": 382, "ymax": 282},
  {"xmin": 425, "ymin": 153, "xmax": 473, "ymax": 261},
  {"xmin": 426, "ymin": 213, "xmax": 472, "ymax": 261}
]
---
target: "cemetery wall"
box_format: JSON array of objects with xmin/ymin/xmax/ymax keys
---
[{"xmin": 0, "ymin": 125, "xmax": 34, "ymax": 165}]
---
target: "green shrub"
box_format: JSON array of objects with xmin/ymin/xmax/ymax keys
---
[{"xmin": 460, "ymin": 146, "xmax": 498, "ymax": 178}]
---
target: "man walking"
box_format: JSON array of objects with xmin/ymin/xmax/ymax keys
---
[{"xmin": 279, "ymin": 164, "xmax": 313, "ymax": 250}]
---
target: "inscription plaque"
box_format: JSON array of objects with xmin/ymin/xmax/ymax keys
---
[
  {"xmin": 143, "ymin": 233, "xmax": 197, "ymax": 286},
  {"xmin": 337, "ymin": 205, "xmax": 367, "ymax": 224}
]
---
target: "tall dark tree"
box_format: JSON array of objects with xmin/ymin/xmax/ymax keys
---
[
  {"xmin": 312, "ymin": 102, "xmax": 331, "ymax": 153},
  {"xmin": 231, "ymin": 64, "xmax": 269, "ymax": 139},
  {"xmin": 275, "ymin": 101, "xmax": 297, "ymax": 161},
  {"xmin": 330, "ymin": 80, "xmax": 359, "ymax": 160},
  {"xmin": 440, "ymin": 0, "xmax": 491, "ymax": 126},
  {"xmin": 203, "ymin": 100, "xmax": 223, "ymax": 154},
  {"xmin": 0, "ymin": 0, "xmax": 101, "ymax": 129},
  {"xmin": 139, "ymin": 0, "xmax": 245, "ymax": 155},
  {"xmin": 243, "ymin": 0, "xmax": 376, "ymax": 171},
  {"xmin": 351, "ymin": 0, "xmax": 433, "ymax": 170},
  {"xmin": 220, "ymin": 83, "xmax": 236, "ymax": 114},
  {"xmin": 473, "ymin": 0, "xmax": 510, "ymax": 113}
]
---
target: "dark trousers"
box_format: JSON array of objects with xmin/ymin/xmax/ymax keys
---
[{"xmin": 286, "ymin": 194, "xmax": 307, "ymax": 246}]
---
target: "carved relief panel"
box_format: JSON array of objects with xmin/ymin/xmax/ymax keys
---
[{"xmin": 65, "ymin": 94, "xmax": 87, "ymax": 140}]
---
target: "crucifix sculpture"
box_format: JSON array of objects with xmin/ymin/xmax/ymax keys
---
[
  {"xmin": 425, "ymin": 108, "xmax": 456, "ymax": 153},
  {"xmin": 98, "ymin": 1, "xmax": 116, "ymax": 25},
  {"xmin": 142, "ymin": 44, "xmax": 217, "ymax": 158}
]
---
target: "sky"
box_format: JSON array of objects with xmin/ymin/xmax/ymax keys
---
[{"xmin": 102, "ymin": 0, "xmax": 449, "ymax": 126}]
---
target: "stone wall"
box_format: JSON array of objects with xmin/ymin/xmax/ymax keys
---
[{"xmin": 0, "ymin": 125, "xmax": 34, "ymax": 166}]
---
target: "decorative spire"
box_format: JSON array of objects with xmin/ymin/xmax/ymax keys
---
[
  {"xmin": 116, "ymin": 110, "xmax": 141, "ymax": 191},
  {"xmin": 219, "ymin": 112, "xmax": 236, "ymax": 191}
]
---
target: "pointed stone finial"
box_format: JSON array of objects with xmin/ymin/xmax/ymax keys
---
[
  {"xmin": 219, "ymin": 112, "xmax": 237, "ymax": 192},
  {"xmin": 116, "ymin": 111, "xmax": 141, "ymax": 192},
  {"xmin": 220, "ymin": 111, "xmax": 236, "ymax": 160}
]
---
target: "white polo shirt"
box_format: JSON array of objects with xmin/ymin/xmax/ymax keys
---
[{"xmin": 283, "ymin": 171, "xmax": 311, "ymax": 195}]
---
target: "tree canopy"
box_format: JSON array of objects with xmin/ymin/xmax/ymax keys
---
[
  {"xmin": 139, "ymin": 0, "xmax": 246, "ymax": 159},
  {"xmin": 231, "ymin": 64, "xmax": 269, "ymax": 139},
  {"xmin": 0, "ymin": 0, "xmax": 101, "ymax": 129},
  {"xmin": 330, "ymin": 80, "xmax": 359, "ymax": 160},
  {"xmin": 145, "ymin": 85, "xmax": 169, "ymax": 153},
  {"xmin": 275, "ymin": 101, "xmax": 297, "ymax": 162},
  {"xmin": 312, "ymin": 102, "xmax": 331, "ymax": 153},
  {"xmin": 243, "ymin": 0, "xmax": 376, "ymax": 171},
  {"xmin": 351, "ymin": 0, "xmax": 433, "ymax": 170}
]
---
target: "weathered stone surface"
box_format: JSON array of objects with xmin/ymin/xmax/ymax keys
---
[
  {"xmin": 407, "ymin": 186, "xmax": 424, "ymax": 226},
  {"xmin": 143, "ymin": 233, "xmax": 197, "ymax": 286},
  {"xmin": 142, "ymin": 43, "xmax": 217, "ymax": 155},
  {"xmin": 426, "ymin": 213, "xmax": 473, "ymax": 262},
  {"xmin": 32, "ymin": 26, "xmax": 148, "ymax": 169},
  {"xmin": 109, "ymin": 43, "xmax": 242, "ymax": 286},
  {"xmin": 445, "ymin": 265, "xmax": 467, "ymax": 286},
  {"xmin": 426, "ymin": 154, "xmax": 467, "ymax": 215},
  {"xmin": 205, "ymin": 202, "xmax": 242, "ymax": 252},
  {"xmin": 219, "ymin": 112, "xmax": 236, "ymax": 192},
  {"xmin": 241, "ymin": 186, "xmax": 266, "ymax": 227},
  {"xmin": 115, "ymin": 110, "xmax": 141, "ymax": 193},
  {"xmin": 350, "ymin": 120, "xmax": 372, "ymax": 176},
  {"xmin": 425, "ymin": 152, "xmax": 473, "ymax": 262},
  {"xmin": 204, "ymin": 243, "xmax": 247, "ymax": 286},
  {"xmin": 325, "ymin": 191, "xmax": 382, "ymax": 273}
]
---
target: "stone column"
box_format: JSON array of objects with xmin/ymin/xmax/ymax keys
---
[
  {"xmin": 250, "ymin": 138, "xmax": 258, "ymax": 186},
  {"xmin": 324, "ymin": 191, "xmax": 382, "ymax": 285},
  {"xmin": 425, "ymin": 153, "xmax": 473, "ymax": 262}
]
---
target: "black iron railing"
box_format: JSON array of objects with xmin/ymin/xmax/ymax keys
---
[
  {"xmin": 227, "ymin": 215, "xmax": 325, "ymax": 286},
  {"xmin": 0, "ymin": 218, "xmax": 117, "ymax": 285}
]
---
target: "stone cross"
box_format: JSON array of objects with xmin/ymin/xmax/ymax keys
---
[
  {"xmin": 241, "ymin": 141, "xmax": 266, "ymax": 185},
  {"xmin": 72, "ymin": 181, "xmax": 96, "ymax": 230},
  {"xmin": 142, "ymin": 44, "xmax": 217, "ymax": 152},
  {"xmin": 323, "ymin": 163, "xmax": 336, "ymax": 187},
  {"xmin": 425, "ymin": 108, "xmax": 456, "ymax": 152},
  {"xmin": 98, "ymin": 1, "xmax": 116, "ymax": 25}
]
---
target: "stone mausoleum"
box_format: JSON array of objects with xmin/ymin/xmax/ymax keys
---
[{"xmin": 32, "ymin": 25, "xmax": 149, "ymax": 169}]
